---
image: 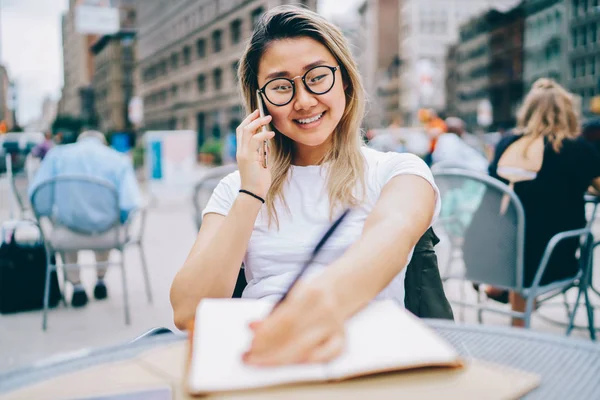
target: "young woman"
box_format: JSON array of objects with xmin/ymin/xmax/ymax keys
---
[
  {"xmin": 170, "ymin": 6, "xmax": 440, "ymax": 365},
  {"xmin": 465, "ymin": 78, "xmax": 600, "ymax": 326}
]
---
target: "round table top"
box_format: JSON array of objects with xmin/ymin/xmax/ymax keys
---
[{"xmin": 1, "ymin": 320, "xmax": 599, "ymax": 399}]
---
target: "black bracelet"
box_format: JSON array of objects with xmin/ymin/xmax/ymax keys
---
[{"xmin": 239, "ymin": 189, "xmax": 265, "ymax": 204}]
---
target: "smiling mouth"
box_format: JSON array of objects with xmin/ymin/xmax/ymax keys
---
[{"xmin": 294, "ymin": 112, "xmax": 325, "ymax": 125}]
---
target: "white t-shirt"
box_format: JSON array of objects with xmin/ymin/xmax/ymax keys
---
[{"xmin": 202, "ymin": 147, "xmax": 441, "ymax": 305}]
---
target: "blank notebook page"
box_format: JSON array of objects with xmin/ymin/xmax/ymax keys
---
[
  {"xmin": 188, "ymin": 299, "xmax": 327, "ymax": 393},
  {"xmin": 327, "ymin": 300, "xmax": 460, "ymax": 379}
]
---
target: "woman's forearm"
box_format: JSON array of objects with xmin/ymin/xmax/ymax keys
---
[
  {"xmin": 317, "ymin": 216, "xmax": 421, "ymax": 320},
  {"xmin": 170, "ymin": 194, "xmax": 261, "ymax": 328},
  {"xmin": 316, "ymin": 175, "xmax": 436, "ymax": 320}
]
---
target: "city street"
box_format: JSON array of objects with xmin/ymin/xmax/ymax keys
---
[{"xmin": 0, "ymin": 169, "xmax": 599, "ymax": 374}]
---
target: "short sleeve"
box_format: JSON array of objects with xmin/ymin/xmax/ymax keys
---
[
  {"xmin": 201, "ymin": 171, "xmax": 241, "ymax": 218},
  {"xmin": 374, "ymin": 151, "xmax": 441, "ymax": 225}
]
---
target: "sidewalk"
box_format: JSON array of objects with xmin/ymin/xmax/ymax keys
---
[{"xmin": 0, "ymin": 171, "xmax": 598, "ymax": 373}]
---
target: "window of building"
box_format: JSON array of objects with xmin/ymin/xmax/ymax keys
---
[
  {"xmin": 572, "ymin": 28, "xmax": 579, "ymax": 47},
  {"xmin": 171, "ymin": 84, "xmax": 179, "ymax": 98},
  {"xmin": 251, "ymin": 7, "xmax": 265, "ymax": 28},
  {"xmin": 231, "ymin": 19, "xmax": 242, "ymax": 45},
  {"xmin": 171, "ymin": 52, "xmax": 179, "ymax": 69},
  {"xmin": 197, "ymin": 74, "xmax": 206, "ymax": 92},
  {"xmin": 183, "ymin": 46, "xmax": 191, "ymax": 65},
  {"xmin": 592, "ymin": 23, "xmax": 598, "ymax": 43},
  {"xmin": 582, "ymin": 26, "xmax": 588, "ymax": 46},
  {"xmin": 590, "ymin": 56, "xmax": 596, "ymax": 76},
  {"xmin": 196, "ymin": 38, "xmax": 206, "ymax": 58},
  {"xmin": 212, "ymin": 30, "xmax": 222, "ymax": 53},
  {"xmin": 213, "ymin": 68, "xmax": 223, "ymax": 91},
  {"xmin": 573, "ymin": 0, "xmax": 580, "ymax": 17},
  {"xmin": 572, "ymin": 60, "xmax": 578, "ymax": 78},
  {"xmin": 232, "ymin": 60, "xmax": 239, "ymax": 82}
]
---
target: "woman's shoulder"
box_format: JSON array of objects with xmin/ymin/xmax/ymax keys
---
[
  {"xmin": 360, "ymin": 146, "xmax": 433, "ymax": 189},
  {"xmin": 211, "ymin": 169, "xmax": 241, "ymax": 194}
]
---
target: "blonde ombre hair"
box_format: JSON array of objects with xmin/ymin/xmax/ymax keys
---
[
  {"xmin": 238, "ymin": 5, "xmax": 366, "ymax": 226},
  {"xmin": 516, "ymin": 78, "xmax": 580, "ymax": 154}
]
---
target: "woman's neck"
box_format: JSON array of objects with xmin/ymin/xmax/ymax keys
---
[{"xmin": 292, "ymin": 137, "xmax": 333, "ymax": 166}]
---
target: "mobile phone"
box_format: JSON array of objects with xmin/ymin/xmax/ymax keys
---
[{"xmin": 256, "ymin": 90, "xmax": 270, "ymax": 168}]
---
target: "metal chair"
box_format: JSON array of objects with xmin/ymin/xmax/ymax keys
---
[
  {"xmin": 190, "ymin": 164, "xmax": 247, "ymax": 297},
  {"xmin": 433, "ymin": 169, "xmax": 594, "ymax": 337},
  {"xmin": 192, "ymin": 164, "xmax": 238, "ymax": 231},
  {"xmin": 30, "ymin": 175, "xmax": 152, "ymax": 330}
]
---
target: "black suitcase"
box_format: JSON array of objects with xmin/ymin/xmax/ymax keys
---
[{"xmin": 0, "ymin": 229, "xmax": 62, "ymax": 314}]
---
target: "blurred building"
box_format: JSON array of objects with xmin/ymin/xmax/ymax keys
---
[
  {"xmin": 451, "ymin": 5, "xmax": 525, "ymax": 130},
  {"xmin": 59, "ymin": 0, "xmax": 137, "ymax": 125},
  {"xmin": 91, "ymin": 31, "xmax": 136, "ymax": 133},
  {"xmin": 398, "ymin": 0, "xmax": 521, "ymax": 126},
  {"xmin": 135, "ymin": 0, "xmax": 316, "ymax": 150},
  {"xmin": 0, "ymin": 65, "xmax": 15, "ymax": 131},
  {"xmin": 489, "ymin": 5, "xmax": 525, "ymax": 129},
  {"xmin": 444, "ymin": 44, "xmax": 459, "ymax": 118},
  {"xmin": 566, "ymin": 0, "xmax": 600, "ymax": 119},
  {"xmin": 58, "ymin": 0, "xmax": 99, "ymax": 121},
  {"xmin": 27, "ymin": 97, "xmax": 59, "ymax": 132},
  {"xmin": 358, "ymin": 0, "xmax": 401, "ymax": 128},
  {"xmin": 523, "ymin": 0, "xmax": 568, "ymax": 92}
]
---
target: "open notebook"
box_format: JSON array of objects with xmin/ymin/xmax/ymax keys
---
[{"xmin": 188, "ymin": 299, "xmax": 462, "ymax": 394}]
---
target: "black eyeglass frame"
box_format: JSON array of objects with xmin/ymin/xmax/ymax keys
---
[{"xmin": 258, "ymin": 65, "xmax": 340, "ymax": 107}]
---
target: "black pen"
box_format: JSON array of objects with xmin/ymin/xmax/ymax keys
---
[{"xmin": 271, "ymin": 208, "xmax": 352, "ymax": 312}]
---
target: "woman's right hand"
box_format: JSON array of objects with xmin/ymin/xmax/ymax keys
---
[{"xmin": 236, "ymin": 110, "xmax": 275, "ymax": 199}]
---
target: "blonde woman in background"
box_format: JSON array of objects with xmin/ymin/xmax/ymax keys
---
[
  {"xmin": 464, "ymin": 78, "xmax": 600, "ymax": 326},
  {"xmin": 170, "ymin": 6, "xmax": 440, "ymax": 365}
]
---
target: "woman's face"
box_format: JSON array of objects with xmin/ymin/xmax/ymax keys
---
[{"xmin": 257, "ymin": 37, "xmax": 346, "ymax": 149}]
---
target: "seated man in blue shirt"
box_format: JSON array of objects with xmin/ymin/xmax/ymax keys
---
[{"xmin": 29, "ymin": 130, "xmax": 141, "ymax": 307}]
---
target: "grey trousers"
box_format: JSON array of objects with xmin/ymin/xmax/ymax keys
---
[{"xmin": 62, "ymin": 251, "xmax": 110, "ymax": 284}]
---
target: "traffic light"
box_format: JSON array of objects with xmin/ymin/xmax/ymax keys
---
[{"xmin": 0, "ymin": 120, "xmax": 7, "ymax": 134}]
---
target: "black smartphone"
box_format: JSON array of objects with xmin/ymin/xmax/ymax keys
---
[{"xmin": 256, "ymin": 90, "xmax": 271, "ymax": 168}]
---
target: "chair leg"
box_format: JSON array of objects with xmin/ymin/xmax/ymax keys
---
[
  {"xmin": 59, "ymin": 252, "xmax": 68, "ymax": 307},
  {"xmin": 42, "ymin": 260, "xmax": 53, "ymax": 331},
  {"xmin": 476, "ymin": 287, "xmax": 484, "ymax": 324},
  {"xmin": 584, "ymin": 287, "xmax": 596, "ymax": 341},
  {"xmin": 566, "ymin": 286, "xmax": 584, "ymax": 336},
  {"xmin": 138, "ymin": 244, "xmax": 153, "ymax": 304},
  {"xmin": 119, "ymin": 252, "xmax": 131, "ymax": 325},
  {"xmin": 562, "ymin": 291, "xmax": 571, "ymax": 321},
  {"xmin": 524, "ymin": 295, "xmax": 536, "ymax": 329}
]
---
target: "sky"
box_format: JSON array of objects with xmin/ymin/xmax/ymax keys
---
[{"xmin": 0, "ymin": 0, "xmax": 363, "ymax": 125}]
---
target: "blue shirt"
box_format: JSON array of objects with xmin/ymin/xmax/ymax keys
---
[{"xmin": 28, "ymin": 138, "xmax": 141, "ymax": 229}]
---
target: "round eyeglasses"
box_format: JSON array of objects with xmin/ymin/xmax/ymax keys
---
[{"xmin": 258, "ymin": 65, "xmax": 339, "ymax": 107}]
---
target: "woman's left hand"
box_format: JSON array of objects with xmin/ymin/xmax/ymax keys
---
[{"xmin": 243, "ymin": 281, "xmax": 346, "ymax": 366}]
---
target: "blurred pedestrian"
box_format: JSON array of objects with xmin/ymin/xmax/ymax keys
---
[
  {"xmin": 28, "ymin": 130, "xmax": 142, "ymax": 308},
  {"xmin": 419, "ymin": 108, "xmax": 447, "ymax": 166},
  {"xmin": 582, "ymin": 117, "xmax": 600, "ymax": 155},
  {"xmin": 30, "ymin": 132, "xmax": 55, "ymax": 160},
  {"xmin": 464, "ymin": 78, "xmax": 600, "ymax": 326},
  {"xmin": 432, "ymin": 117, "xmax": 488, "ymax": 172}
]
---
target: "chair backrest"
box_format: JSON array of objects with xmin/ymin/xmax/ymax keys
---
[
  {"xmin": 433, "ymin": 169, "xmax": 527, "ymax": 290},
  {"xmin": 30, "ymin": 175, "xmax": 120, "ymax": 235},
  {"xmin": 192, "ymin": 164, "xmax": 238, "ymax": 230}
]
